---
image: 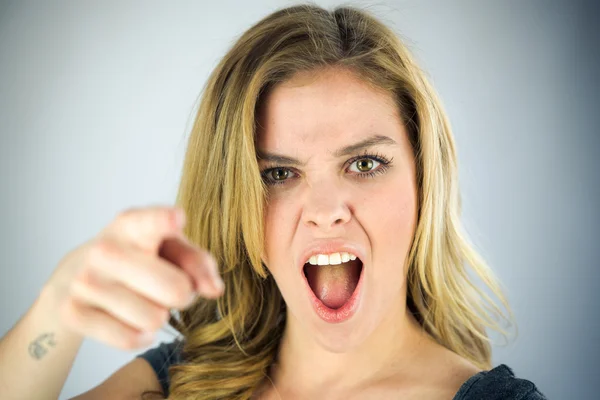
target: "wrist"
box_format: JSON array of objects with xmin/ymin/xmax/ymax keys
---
[{"xmin": 37, "ymin": 283, "xmax": 84, "ymax": 342}]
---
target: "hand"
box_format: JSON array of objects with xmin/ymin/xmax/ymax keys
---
[{"xmin": 44, "ymin": 206, "xmax": 223, "ymax": 350}]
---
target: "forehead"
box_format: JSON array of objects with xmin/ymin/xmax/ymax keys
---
[{"xmin": 256, "ymin": 68, "xmax": 402, "ymax": 150}]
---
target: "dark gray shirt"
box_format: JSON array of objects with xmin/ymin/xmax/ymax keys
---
[{"xmin": 137, "ymin": 341, "xmax": 547, "ymax": 399}]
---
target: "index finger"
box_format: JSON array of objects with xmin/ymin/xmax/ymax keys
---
[
  {"xmin": 102, "ymin": 206, "xmax": 186, "ymax": 254},
  {"xmin": 159, "ymin": 235, "xmax": 224, "ymax": 298}
]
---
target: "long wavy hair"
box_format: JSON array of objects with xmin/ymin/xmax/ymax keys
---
[{"xmin": 148, "ymin": 3, "xmax": 516, "ymax": 399}]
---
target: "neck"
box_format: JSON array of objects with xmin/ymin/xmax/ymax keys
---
[{"xmin": 269, "ymin": 297, "xmax": 435, "ymax": 395}]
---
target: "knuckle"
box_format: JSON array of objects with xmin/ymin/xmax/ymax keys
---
[
  {"xmin": 169, "ymin": 280, "xmax": 194, "ymax": 306},
  {"xmin": 163, "ymin": 288, "xmax": 187, "ymax": 308},
  {"xmin": 70, "ymin": 272, "xmax": 100, "ymax": 302},
  {"xmin": 147, "ymin": 308, "xmax": 170, "ymax": 330},
  {"xmin": 118, "ymin": 334, "xmax": 139, "ymax": 350},
  {"xmin": 88, "ymin": 238, "xmax": 121, "ymax": 265},
  {"xmin": 72, "ymin": 269, "xmax": 93, "ymax": 289},
  {"xmin": 161, "ymin": 208, "xmax": 179, "ymax": 232},
  {"xmin": 116, "ymin": 207, "xmax": 138, "ymax": 223},
  {"xmin": 117, "ymin": 206, "xmax": 177, "ymax": 234}
]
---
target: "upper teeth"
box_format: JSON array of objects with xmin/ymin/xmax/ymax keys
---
[{"xmin": 307, "ymin": 252, "xmax": 358, "ymax": 266}]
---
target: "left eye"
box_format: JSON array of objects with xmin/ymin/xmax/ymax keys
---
[{"xmin": 349, "ymin": 158, "xmax": 380, "ymax": 173}]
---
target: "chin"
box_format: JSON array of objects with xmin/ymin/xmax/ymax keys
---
[{"xmin": 311, "ymin": 323, "xmax": 372, "ymax": 353}]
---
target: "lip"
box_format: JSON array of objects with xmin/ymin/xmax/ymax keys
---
[
  {"xmin": 297, "ymin": 239, "xmax": 366, "ymax": 273},
  {"xmin": 297, "ymin": 239, "xmax": 366, "ymax": 324}
]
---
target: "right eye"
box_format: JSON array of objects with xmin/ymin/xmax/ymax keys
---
[{"xmin": 261, "ymin": 167, "xmax": 297, "ymax": 185}]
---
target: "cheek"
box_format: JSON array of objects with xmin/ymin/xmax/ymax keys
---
[
  {"xmin": 262, "ymin": 194, "xmax": 290, "ymax": 269},
  {"xmin": 366, "ymin": 180, "xmax": 417, "ymax": 274},
  {"xmin": 382, "ymin": 192, "xmax": 416, "ymax": 244}
]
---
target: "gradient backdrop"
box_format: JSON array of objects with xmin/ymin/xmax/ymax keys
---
[{"xmin": 1, "ymin": 1, "xmax": 598, "ymax": 399}]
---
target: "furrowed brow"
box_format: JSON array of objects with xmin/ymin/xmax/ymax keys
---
[
  {"xmin": 333, "ymin": 134, "xmax": 397, "ymax": 157},
  {"xmin": 256, "ymin": 134, "xmax": 397, "ymax": 167},
  {"xmin": 255, "ymin": 151, "xmax": 304, "ymax": 166}
]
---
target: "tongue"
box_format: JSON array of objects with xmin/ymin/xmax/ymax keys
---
[{"xmin": 304, "ymin": 259, "xmax": 362, "ymax": 309}]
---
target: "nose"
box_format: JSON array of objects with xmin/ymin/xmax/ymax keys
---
[{"xmin": 301, "ymin": 181, "xmax": 351, "ymax": 232}]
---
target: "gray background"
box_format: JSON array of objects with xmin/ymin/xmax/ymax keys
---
[{"xmin": 1, "ymin": 1, "xmax": 598, "ymax": 399}]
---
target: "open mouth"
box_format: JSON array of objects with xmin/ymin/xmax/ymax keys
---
[{"xmin": 303, "ymin": 258, "xmax": 363, "ymax": 310}]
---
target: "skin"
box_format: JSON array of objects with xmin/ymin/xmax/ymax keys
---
[{"xmin": 255, "ymin": 67, "xmax": 480, "ymax": 399}]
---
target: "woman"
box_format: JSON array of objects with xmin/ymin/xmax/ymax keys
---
[{"xmin": 0, "ymin": 4, "xmax": 546, "ymax": 400}]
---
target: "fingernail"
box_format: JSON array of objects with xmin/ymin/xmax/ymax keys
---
[
  {"xmin": 207, "ymin": 258, "xmax": 222, "ymax": 282},
  {"xmin": 212, "ymin": 277, "xmax": 225, "ymax": 292},
  {"xmin": 197, "ymin": 280, "xmax": 219, "ymax": 297},
  {"xmin": 188, "ymin": 291, "xmax": 198, "ymax": 305},
  {"xmin": 210, "ymin": 268, "xmax": 224, "ymax": 292}
]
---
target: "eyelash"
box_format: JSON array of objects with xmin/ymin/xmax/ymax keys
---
[{"xmin": 260, "ymin": 151, "xmax": 394, "ymax": 186}]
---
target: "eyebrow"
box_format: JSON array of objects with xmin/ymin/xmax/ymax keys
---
[{"xmin": 256, "ymin": 134, "xmax": 397, "ymax": 166}]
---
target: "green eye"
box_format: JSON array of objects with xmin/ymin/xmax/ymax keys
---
[
  {"xmin": 270, "ymin": 168, "xmax": 289, "ymax": 181},
  {"xmin": 355, "ymin": 159, "xmax": 373, "ymax": 172},
  {"xmin": 260, "ymin": 152, "xmax": 393, "ymax": 187}
]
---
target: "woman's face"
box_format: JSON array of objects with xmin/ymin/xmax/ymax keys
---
[{"xmin": 256, "ymin": 67, "xmax": 418, "ymax": 352}]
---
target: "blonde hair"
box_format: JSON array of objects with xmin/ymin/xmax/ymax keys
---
[{"xmin": 158, "ymin": 3, "xmax": 516, "ymax": 399}]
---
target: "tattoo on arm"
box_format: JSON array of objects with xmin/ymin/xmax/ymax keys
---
[{"xmin": 28, "ymin": 332, "xmax": 57, "ymax": 360}]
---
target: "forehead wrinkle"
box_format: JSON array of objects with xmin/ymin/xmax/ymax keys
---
[{"xmin": 256, "ymin": 134, "xmax": 397, "ymax": 167}]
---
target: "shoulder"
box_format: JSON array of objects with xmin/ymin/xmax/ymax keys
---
[
  {"xmin": 136, "ymin": 339, "xmax": 184, "ymax": 396},
  {"xmin": 453, "ymin": 364, "xmax": 547, "ymax": 400}
]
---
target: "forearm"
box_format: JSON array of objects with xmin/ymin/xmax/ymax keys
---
[{"xmin": 0, "ymin": 285, "xmax": 84, "ymax": 400}]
